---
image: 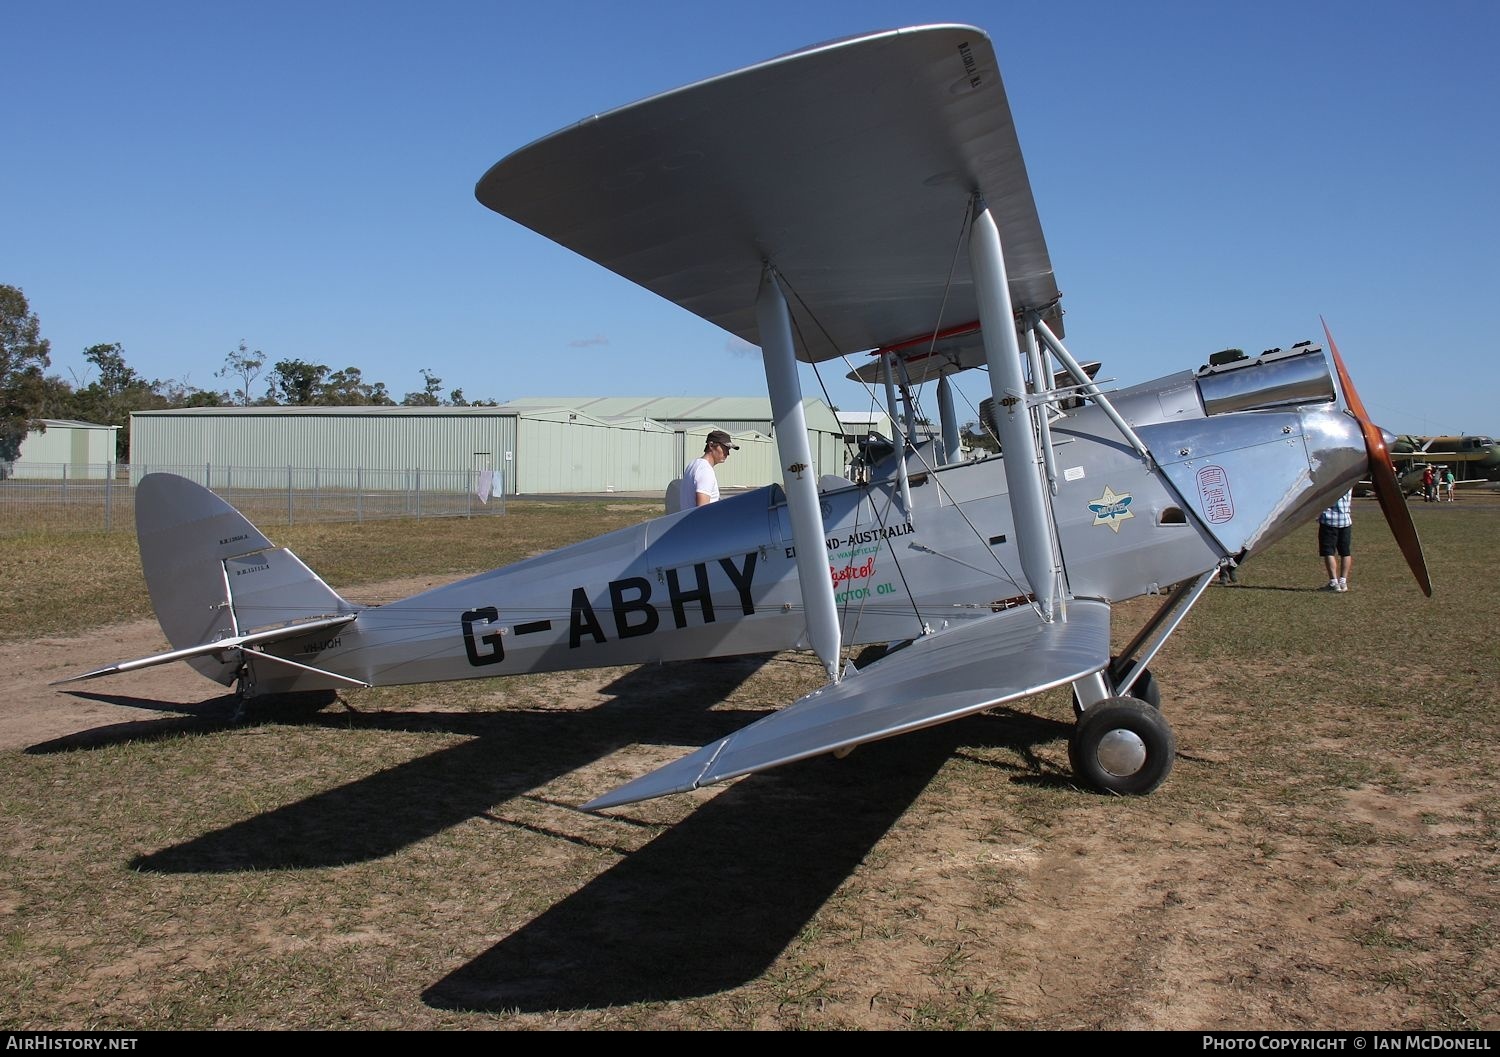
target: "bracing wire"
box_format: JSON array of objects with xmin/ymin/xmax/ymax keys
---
[{"xmin": 770, "ymin": 198, "xmax": 1040, "ymax": 622}]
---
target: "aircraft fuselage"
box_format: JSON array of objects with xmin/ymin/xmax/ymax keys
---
[{"xmin": 253, "ymin": 356, "xmax": 1366, "ymax": 696}]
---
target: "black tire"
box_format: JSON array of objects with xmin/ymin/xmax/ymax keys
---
[
  {"xmin": 1112, "ymin": 658, "xmax": 1161, "ymax": 709},
  {"xmin": 1068, "ymin": 698, "xmax": 1176, "ymax": 795}
]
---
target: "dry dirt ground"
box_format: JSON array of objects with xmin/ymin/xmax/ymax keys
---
[{"xmin": 3, "ymin": 561, "xmax": 1497, "ymax": 1030}]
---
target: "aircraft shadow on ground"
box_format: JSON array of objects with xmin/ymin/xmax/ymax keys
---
[
  {"xmin": 423, "ymin": 725, "xmax": 957, "ymax": 1011},
  {"xmin": 30, "ymin": 691, "xmax": 246, "ymax": 753},
  {"xmin": 33, "ymin": 687, "xmax": 362, "ymax": 753},
  {"xmin": 49, "ymin": 655, "xmax": 1077, "ymax": 1007},
  {"xmin": 952, "ymin": 706, "xmax": 1077, "ymax": 790},
  {"xmin": 423, "ymin": 707, "xmax": 1073, "ymax": 1012},
  {"xmin": 1224, "ymin": 584, "xmax": 1334, "ymax": 594},
  {"xmin": 126, "ymin": 656, "xmax": 780, "ymax": 873}
]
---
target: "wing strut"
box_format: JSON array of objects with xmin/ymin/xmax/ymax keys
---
[
  {"xmin": 969, "ymin": 196, "xmax": 1061, "ymax": 620},
  {"xmin": 758, "ymin": 266, "xmax": 842, "ymax": 680},
  {"xmin": 1032, "ymin": 315, "xmax": 1151, "ymax": 460},
  {"xmin": 937, "ymin": 375, "xmax": 962, "ymax": 466},
  {"xmin": 1110, "ymin": 570, "xmax": 1217, "ymax": 696},
  {"xmin": 1023, "ymin": 324, "xmax": 1060, "ymax": 494},
  {"xmin": 880, "ymin": 352, "xmax": 914, "ymax": 513}
]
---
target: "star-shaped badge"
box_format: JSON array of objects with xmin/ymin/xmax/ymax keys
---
[{"xmin": 1088, "ymin": 486, "xmax": 1135, "ymax": 533}]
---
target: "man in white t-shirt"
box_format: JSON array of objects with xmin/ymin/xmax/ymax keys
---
[{"xmin": 684, "ymin": 430, "xmax": 738, "ymax": 507}]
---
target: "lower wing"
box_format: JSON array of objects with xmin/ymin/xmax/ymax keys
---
[{"xmin": 585, "ymin": 599, "xmax": 1110, "ymax": 810}]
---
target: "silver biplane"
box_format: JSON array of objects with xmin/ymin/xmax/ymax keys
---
[{"xmin": 60, "ymin": 25, "xmax": 1431, "ymax": 809}]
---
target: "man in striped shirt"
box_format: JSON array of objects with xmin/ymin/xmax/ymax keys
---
[{"xmin": 1318, "ymin": 491, "xmax": 1353, "ymax": 592}]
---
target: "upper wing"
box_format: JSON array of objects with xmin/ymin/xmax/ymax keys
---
[
  {"xmin": 584, "ymin": 599, "xmax": 1109, "ymax": 810},
  {"xmin": 476, "ymin": 25, "xmax": 1062, "ymax": 362}
]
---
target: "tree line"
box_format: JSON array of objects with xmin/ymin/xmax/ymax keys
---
[{"xmin": 1, "ymin": 284, "xmax": 494, "ymax": 462}]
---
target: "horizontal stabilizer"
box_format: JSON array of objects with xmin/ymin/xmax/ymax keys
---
[
  {"xmin": 52, "ymin": 614, "xmax": 359, "ymax": 687},
  {"xmin": 584, "ymin": 599, "xmax": 1110, "ymax": 811}
]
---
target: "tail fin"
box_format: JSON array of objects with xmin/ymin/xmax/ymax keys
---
[{"xmin": 132, "ymin": 473, "xmax": 358, "ymax": 688}]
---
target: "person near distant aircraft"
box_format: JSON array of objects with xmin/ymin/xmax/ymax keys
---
[
  {"xmin": 1422, "ymin": 466, "xmax": 1436, "ymax": 502},
  {"xmin": 684, "ymin": 429, "xmax": 739, "ymax": 506},
  {"xmin": 1318, "ymin": 491, "xmax": 1354, "ymax": 592},
  {"xmin": 1445, "ymin": 469, "xmax": 1456, "ymax": 501}
]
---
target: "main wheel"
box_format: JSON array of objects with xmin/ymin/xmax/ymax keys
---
[{"xmin": 1068, "ymin": 698, "xmax": 1176, "ymax": 795}]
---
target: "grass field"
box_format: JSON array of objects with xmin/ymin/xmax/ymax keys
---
[
  {"xmin": 0, "ymin": 499, "xmax": 645, "ymax": 643},
  {"xmin": 1, "ymin": 497, "xmax": 1495, "ymax": 1029},
  {"xmin": 0, "ymin": 474, "xmax": 505, "ymax": 539}
]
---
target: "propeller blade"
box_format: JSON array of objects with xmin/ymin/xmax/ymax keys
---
[{"xmin": 1322, "ymin": 319, "xmax": 1432, "ymax": 597}]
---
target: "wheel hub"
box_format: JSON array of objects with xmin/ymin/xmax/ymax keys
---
[{"xmin": 1095, "ymin": 728, "xmax": 1147, "ymax": 777}]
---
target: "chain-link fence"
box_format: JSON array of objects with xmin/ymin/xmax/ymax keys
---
[{"xmin": 0, "ymin": 462, "xmax": 506, "ymax": 535}]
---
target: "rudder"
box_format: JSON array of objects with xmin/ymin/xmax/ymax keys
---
[{"xmin": 134, "ymin": 473, "xmax": 357, "ymax": 687}]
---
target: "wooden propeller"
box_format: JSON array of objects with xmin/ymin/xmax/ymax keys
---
[{"xmin": 1323, "ymin": 319, "xmax": 1432, "ymax": 597}]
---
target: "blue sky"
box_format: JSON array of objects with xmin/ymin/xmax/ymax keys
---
[{"xmin": 5, "ymin": 0, "xmax": 1497, "ymax": 436}]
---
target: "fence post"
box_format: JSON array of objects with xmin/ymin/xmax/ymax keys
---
[
  {"xmin": 104, "ymin": 463, "xmax": 112, "ymax": 532},
  {"xmin": 415, "ymin": 468, "xmax": 422, "ymax": 519},
  {"xmin": 287, "ymin": 464, "xmax": 294, "ymax": 525},
  {"xmin": 205, "ymin": 462, "xmax": 211, "ymax": 489},
  {"xmin": 357, "ymin": 466, "xmax": 364, "ymax": 523}
]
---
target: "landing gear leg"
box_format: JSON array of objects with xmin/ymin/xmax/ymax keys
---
[
  {"xmin": 1073, "ymin": 656, "xmax": 1161, "ymax": 713},
  {"xmin": 232, "ymin": 659, "xmax": 254, "ymax": 723},
  {"xmin": 1062, "ymin": 570, "xmax": 1215, "ymax": 790}
]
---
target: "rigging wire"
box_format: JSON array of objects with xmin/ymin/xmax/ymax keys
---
[
  {"xmin": 775, "ymin": 271, "xmax": 932, "ymax": 643},
  {"xmin": 772, "ymin": 205, "xmax": 1038, "ymax": 620}
]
